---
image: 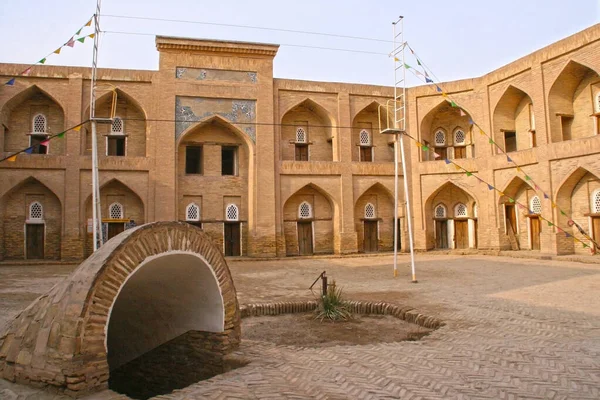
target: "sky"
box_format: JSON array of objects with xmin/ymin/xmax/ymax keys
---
[{"xmin": 0, "ymin": 0, "xmax": 598, "ymax": 87}]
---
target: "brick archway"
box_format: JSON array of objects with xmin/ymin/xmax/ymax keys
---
[{"xmin": 0, "ymin": 221, "xmax": 240, "ymax": 396}]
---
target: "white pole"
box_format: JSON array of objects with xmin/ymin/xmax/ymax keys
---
[
  {"xmin": 392, "ymin": 20, "xmax": 399, "ymax": 278},
  {"xmin": 90, "ymin": 1, "xmax": 103, "ymax": 251}
]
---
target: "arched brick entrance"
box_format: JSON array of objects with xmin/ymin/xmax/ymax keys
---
[{"xmin": 0, "ymin": 221, "xmax": 240, "ymax": 396}]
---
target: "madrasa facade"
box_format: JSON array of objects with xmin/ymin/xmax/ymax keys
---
[{"xmin": 0, "ymin": 24, "xmax": 599, "ymax": 261}]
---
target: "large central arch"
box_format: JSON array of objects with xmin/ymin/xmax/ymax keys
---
[{"xmin": 0, "ymin": 221, "xmax": 240, "ymax": 396}]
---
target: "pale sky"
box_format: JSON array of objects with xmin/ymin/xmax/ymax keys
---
[{"xmin": 0, "ymin": 0, "xmax": 598, "ymax": 87}]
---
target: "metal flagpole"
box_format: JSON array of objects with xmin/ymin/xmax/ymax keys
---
[
  {"xmin": 392, "ymin": 16, "xmax": 417, "ymax": 282},
  {"xmin": 90, "ymin": 0, "xmax": 103, "ymax": 251}
]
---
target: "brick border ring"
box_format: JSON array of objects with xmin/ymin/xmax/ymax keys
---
[
  {"xmin": 0, "ymin": 221, "xmax": 241, "ymax": 397},
  {"xmin": 240, "ymin": 300, "xmax": 445, "ymax": 330}
]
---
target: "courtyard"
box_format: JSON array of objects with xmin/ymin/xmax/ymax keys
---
[{"xmin": 1, "ymin": 253, "xmax": 600, "ymax": 399}]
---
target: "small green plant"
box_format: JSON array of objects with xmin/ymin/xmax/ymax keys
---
[{"xmin": 315, "ymin": 281, "xmax": 351, "ymax": 322}]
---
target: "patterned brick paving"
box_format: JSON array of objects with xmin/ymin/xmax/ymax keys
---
[{"xmin": 1, "ymin": 254, "xmax": 599, "ymax": 399}]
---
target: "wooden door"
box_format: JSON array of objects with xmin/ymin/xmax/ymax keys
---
[
  {"xmin": 224, "ymin": 223, "xmax": 241, "ymax": 256},
  {"xmin": 360, "ymin": 146, "xmax": 373, "ymax": 162},
  {"xmin": 454, "ymin": 146, "xmax": 466, "ymax": 159},
  {"xmin": 396, "ymin": 219, "xmax": 402, "ymax": 250},
  {"xmin": 455, "ymin": 220, "xmax": 469, "ymax": 249},
  {"xmin": 435, "ymin": 220, "xmax": 448, "ymax": 249},
  {"xmin": 473, "ymin": 219, "xmax": 478, "ymax": 249},
  {"xmin": 363, "ymin": 220, "xmax": 378, "ymax": 252},
  {"xmin": 592, "ymin": 217, "xmax": 600, "ymax": 253},
  {"xmin": 530, "ymin": 217, "xmax": 541, "ymax": 250},
  {"xmin": 297, "ymin": 222, "xmax": 313, "ymax": 255},
  {"xmin": 26, "ymin": 224, "xmax": 44, "ymax": 259},
  {"xmin": 107, "ymin": 223, "xmax": 125, "ymax": 240},
  {"xmin": 505, "ymin": 205, "xmax": 517, "ymax": 233},
  {"xmin": 295, "ymin": 144, "xmax": 308, "ymax": 161}
]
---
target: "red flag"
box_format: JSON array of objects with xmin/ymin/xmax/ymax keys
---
[
  {"xmin": 459, "ymin": 109, "xmax": 466, "ymax": 117},
  {"xmin": 40, "ymin": 139, "xmax": 50, "ymax": 146},
  {"xmin": 21, "ymin": 67, "xmax": 32, "ymax": 76},
  {"xmin": 66, "ymin": 37, "xmax": 75, "ymax": 48}
]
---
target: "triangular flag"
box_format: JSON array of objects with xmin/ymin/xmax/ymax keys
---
[
  {"xmin": 414, "ymin": 70, "xmax": 423, "ymax": 77},
  {"xmin": 54, "ymin": 47, "xmax": 62, "ymax": 55},
  {"xmin": 560, "ymin": 210, "xmax": 567, "ymax": 216},
  {"xmin": 534, "ymin": 184, "xmax": 540, "ymax": 190},
  {"xmin": 76, "ymin": 27, "xmax": 82, "ymax": 36},
  {"xmin": 488, "ymin": 138, "xmax": 494, "ymax": 144},
  {"xmin": 565, "ymin": 232, "xmax": 571, "ymax": 238},
  {"xmin": 393, "ymin": 57, "xmax": 399, "ymax": 62},
  {"xmin": 88, "ymin": 33, "xmax": 95, "ymax": 39},
  {"xmin": 498, "ymin": 191, "xmax": 505, "ymax": 197},
  {"xmin": 459, "ymin": 109, "xmax": 466, "ymax": 117},
  {"xmin": 6, "ymin": 155, "xmax": 17, "ymax": 162},
  {"xmin": 403, "ymin": 63, "xmax": 411, "ymax": 69},
  {"xmin": 39, "ymin": 58, "xmax": 46, "ymax": 64},
  {"xmin": 422, "ymin": 145, "xmax": 430, "ymax": 151},
  {"xmin": 444, "ymin": 159, "xmax": 451, "ymax": 165},
  {"xmin": 40, "ymin": 139, "xmax": 50, "ymax": 146},
  {"xmin": 73, "ymin": 125, "xmax": 82, "ymax": 132},
  {"xmin": 468, "ymin": 118, "xmax": 474, "ymax": 125},
  {"xmin": 543, "ymin": 193, "xmax": 549, "ymax": 199},
  {"xmin": 433, "ymin": 152, "xmax": 441, "ymax": 159},
  {"xmin": 454, "ymin": 164, "xmax": 461, "ymax": 171},
  {"xmin": 450, "ymin": 101, "xmax": 458, "ymax": 107},
  {"xmin": 66, "ymin": 37, "xmax": 75, "ymax": 48},
  {"xmin": 479, "ymin": 129, "xmax": 485, "ymax": 136},
  {"xmin": 583, "ymin": 243, "xmax": 588, "ymax": 248},
  {"xmin": 417, "ymin": 59, "xmax": 422, "ymax": 66},
  {"xmin": 436, "ymin": 86, "xmax": 442, "ymax": 92},
  {"xmin": 551, "ymin": 202, "xmax": 557, "ymax": 208},
  {"xmin": 488, "ymin": 184, "xmax": 494, "ymax": 191},
  {"xmin": 442, "ymin": 93, "xmax": 448, "ymax": 98},
  {"xmin": 57, "ymin": 132, "xmax": 65, "ymax": 138},
  {"xmin": 425, "ymin": 77, "xmax": 433, "ymax": 83},
  {"xmin": 547, "ymin": 221, "xmax": 553, "ymax": 227},
  {"xmin": 466, "ymin": 171, "xmax": 472, "ymax": 176},
  {"xmin": 508, "ymin": 197, "xmax": 515, "ymax": 203},
  {"xmin": 24, "ymin": 147, "xmax": 33, "ymax": 154},
  {"xmin": 21, "ymin": 67, "xmax": 31, "ymax": 76},
  {"xmin": 525, "ymin": 175, "xmax": 531, "ymax": 181},
  {"xmin": 516, "ymin": 167, "xmax": 522, "ymax": 172},
  {"xmin": 507, "ymin": 156, "xmax": 512, "ymax": 163},
  {"xmin": 568, "ymin": 219, "xmax": 574, "ymax": 225},
  {"xmin": 77, "ymin": 37, "xmax": 86, "ymax": 43},
  {"xmin": 85, "ymin": 18, "xmax": 92, "ymax": 27},
  {"xmin": 415, "ymin": 141, "xmax": 422, "ymax": 148},
  {"xmin": 5, "ymin": 78, "xmax": 15, "ymax": 86}
]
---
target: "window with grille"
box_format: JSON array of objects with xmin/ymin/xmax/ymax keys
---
[
  {"xmin": 364, "ymin": 203, "xmax": 375, "ymax": 219},
  {"xmin": 29, "ymin": 202, "xmax": 43, "ymax": 220},
  {"xmin": 435, "ymin": 204, "xmax": 446, "ymax": 218},
  {"xmin": 109, "ymin": 203, "xmax": 124, "ymax": 220},
  {"xmin": 296, "ymin": 127, "xmax": 307, "ymax": 143},
  {"xmin": 434, "ymin": 130, "xmax": 446, "ymax": 146},
  {"xmin": 530, "ymin": 196, "xmax": 542, "ymax": 214},
  {"xmin": 226, "ymin": 204, "xmax": 239, "ymax": 221},
  {"xmin": 298, "ymin": 201, "xmax": 312, "ymax": 219},
  {"xmin": 593, "ymin": 190, "xmax": 600, "ymax": 213},
  {"xmin": 454, "ymin": 129, "xmax": 465, "ymax": 145},
  {"xmin": 186, "ymin": 203, "xmax": 200, "ymax": 221},
  {"xmin": 111, "ymin": 117, "xmax": 124, "ymax": 134},
  {"xmin": 359, "ymin": 130, "xmax": 371, "ymax": 146},
  {"xmin": 33, "ymin": 114, "xmax": 47, "ymax": 134},
  {"xmin": 455, "ymin": 203, "xmax": 467, "ymax": 217}
]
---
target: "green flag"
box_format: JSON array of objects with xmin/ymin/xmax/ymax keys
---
[
  {"xmin": 403, "ymin": 63, "xmax": 411, "ymax": 69},
  {"xmin": 547, "ymin": 221, "xmax": 553, "ymax": 227},
  {"xmin": 39, "ymin": 58, "xmax": 46, "ymax": 64},
  {"xmin": 77, "ymin": 37, "xmax": 86, "ymax": 43},
  {"xmin": 508, "ymin": 197, "xmax": 515, "ymax": 203},
  {"xmin": 466, "ymin": 171, "xmax": 472, "ymax": 176},
  {"xmin": 421, "ymin": 145, "xmax": 429, "ymax": 151},
  {"xmin": 560, "ymin": 210, "xmax": 567, "ymax": 216},
  {"xmin": 57, "ymin": 132, "xmax": 65, "ymax": 138},
  {"xmin": 488, "ymin": 138, "xmax": 494, "ymax": 144},
  {"xmin": 450, "ymin": 101, "xmax": 458, "ymax": 107}
]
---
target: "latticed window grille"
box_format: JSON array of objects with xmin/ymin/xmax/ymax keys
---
[
  {"xmin": 109, "ymin": 203, "xmax": 124, "ymax": 219},
  {"xmin": 298, "ymin": 201, "xmax": 312, "ymax": 219},
  {"xmin": 434, "ymin": 130, "xmax": 446, "ymax": 146},
  {"xmin": 359, "ymin": 130, "xmax": 371, "ymax": 146},
  {"xmin": 186, "ymin": 203, "xmax": 200, "ymax": 221},
  {"xmin": 593, "ymin": 190, "xmax": 600, "ymax": 213},
  {"xmin": 296, "ymin": 127, "xmax": 307, "ymax": 143},
  {"xmin": 435, "ymin": 204, "xmax": 446, "ymax": 218},
  {"xmin": 33, "ymin": 114, "xmax": 47, "ymax": 133},
  {"xmin": 530, "ymin": 196, "xmax": 542, "ymax": 214},
  {"xmin": 455, "ymin": 203, "xmax": 467, "ymax": 217},
  {"xmin": 364, "ymin": 203, "xmax": 375, "ymax": 219},
  {"xmin": 226, "ymin": 204, "xmax": 239, "ymax": 221},
  {"xmin": 111, "ymin": 117, "xmax": 124, "ymax": 134},
  {"xmin": 29, "ymin": 202, "xmax": 43, "ymax": 220},
  {"xmin": 454, "ymin": 130, "xmax": 465, "ymax": 145}
]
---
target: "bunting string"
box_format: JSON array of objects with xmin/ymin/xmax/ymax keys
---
[
  {"xmin": 0, "ymin": 122, "xmax": 87, "ymax": 163},
  {"xmin": 403, "ymin": 44, "xmax": 599, "ymax": 251},
  {"xmin": 3, "ymin": 17, "xmax": 94, "ymax": 86}
]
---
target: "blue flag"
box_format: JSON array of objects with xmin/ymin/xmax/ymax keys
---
[
  {"xmin": 488, "ymin": 184, "xmax": 494, "ymax": 191},
  {"xmin": 436, "ymin": 86, "xmax": 442, "ymax": 92},
  {"xmin": 444, "ymin": 159, "xmax": 451, "ymax": 165},
  {"xmin": 5, "ymin": 78, "xmax": 15, "ymax": 86},
  {"xmin": 507, "ymin": 156, "xmax": 512, "ymax": 163},
  {"xmin": 24, "ymin": 147, "xmax": 33, "ymax": 154},
  {"xmin": 425, "ymin": 77, "xmax": 433, "ymax": 83}
]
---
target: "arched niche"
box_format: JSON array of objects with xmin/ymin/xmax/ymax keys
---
[
  {"xmin": 351, "ymin": 101, "xmax": 394, "ymax": 162},
  {"xmin": 493, "ymin": 85, "xmax": 536, "ymax": 152}
]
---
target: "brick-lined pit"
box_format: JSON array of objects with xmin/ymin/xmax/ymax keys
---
[{"xmin": 0, "ymin": 221, "xmax": 241, "ymax": 397}]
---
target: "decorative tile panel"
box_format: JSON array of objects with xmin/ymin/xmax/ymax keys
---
[
  {"xmin": 175, "ymin": 67, "xmax": 258, "ymax": 84},
  {"xmin": 175, "ymin": 96, "xmax": 256, "ymax": 143}
]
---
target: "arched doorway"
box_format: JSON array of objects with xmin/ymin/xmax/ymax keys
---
[
  {"xmin": 499, "ymin": 176, "xmax": 538, "ymax": 250},
  {"xmin": 0, "ymin": 177, "xmax": 62, "ymax": 260},
  {"xmin": 425, "ymin": 182, "xmax": 477, "ymax": 250},
  {"xmin": 354, "ymin": 183, "xmax": 395, "ymax": 252},
  {"xmin": 283, "ymin": 184, "xmax": 334, "ymax": 256}
]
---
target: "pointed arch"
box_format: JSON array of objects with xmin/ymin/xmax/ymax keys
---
[
  {"xmin": 0, "ymin": 176, "xmax": 63, "ymax": 205},
  {"xmin": 498, "ymin": 175, "xmax": 533, "ymax": 203},
  {"xmin": 83, "ymin": 178, "xmax": 145, "ymax": 211},
  {"xmin": 548, "ymin": 60, "xmax": 600, "ymax": 142},
  {"xmin": 356, "ymin": 182, "xmax": 394, "ymax": 203},
  {"xmin": 0, "ymin": 84, "xmax": 66, "ymax": 120},
  {"xmin": 176, "ymin": 114, "xmax": 254, "ymax": 150},
  {"xmin": 283, "ymin": 182, "xmax": 336, "ymax": 210},
  {"xmin": 84, "ymin": 88, "xmax": 148, "ymax": 121},
  {"xmin": 351, "ymin": 100, "xmax": 388, "ymax": 127},
  {"xmin": 493, "ymin": 85, "xmax": 535, "ymax": 151},
  {"xmin": 280, "ymin": 98, "xmax": 335, "ymax": 126},
  {"xmin": 420, "ymin": 99, "xmax": 473, "ymax": 161},
  {"xmin": 424, "ymin": 181, "xmax": 478, "ymax": 212}
]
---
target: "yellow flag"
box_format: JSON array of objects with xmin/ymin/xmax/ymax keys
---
[
  {"xmin": 498, "ymin": 191, "xmax": 505, "ymax": 196},
  {"xmin": 394, "ymin": 57, "xmax": 399, "ymax": 62},
  {"xmin": 442, "ymin": 93, "xmax": 448, "ymax": 98},
  {"xmin": 454, "ymin": 164, "xmax": 461, "ymax": 171},
  {"xmin": 54, "ymin": 48, "xmax": 61, "ymax": 55},
  {"xmin": 85, "ymin": 18, "xmax": 92, "ymax": 27},
  {"xmin": 7, "ymin": 155, "xmax": 17, "ymax": 162},
  {"xmin": 479, "ymin": 129, "xmax": 485, "ymax": 135},
  {"xmin": 88, "ymin": 33, "xmax": 95, "ymax": 39},
  {"xmin": 551, "ymin": 202, "xmax": 557, "ymax": 208},
  {"xmin": 415, "ymin": 141, "xmax": 422, "ymax": 148},
  {"xmin": 516, "ymin": 167, "xmax": 521, "ymax": 172},
  {"xmin": 73, "ymin": 125, "xmax": 82, "ymax": 132}
]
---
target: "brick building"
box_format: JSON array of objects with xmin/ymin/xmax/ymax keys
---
[{"xmin": 1, "ymin": 24, "xmax": 599, "ymax": 261}]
